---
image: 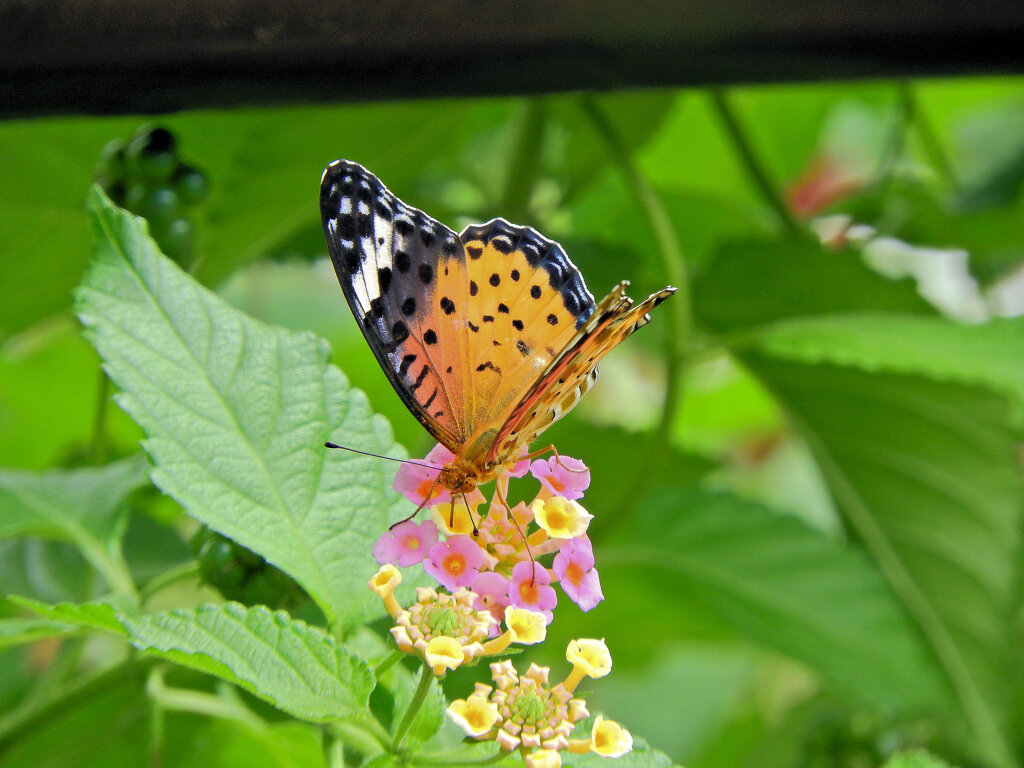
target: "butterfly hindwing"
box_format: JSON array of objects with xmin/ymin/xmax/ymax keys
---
[
  {"xmin": 486, "ymin": 283, "xmax": 676, "ymax": 467},
  {"xmin": 320, "ymin": 160, "xmax": 468, "ymax": 450}
]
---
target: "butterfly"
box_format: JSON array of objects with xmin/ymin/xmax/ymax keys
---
[{"xmin": 320, "ymin": 160, "xmax": 675, "ymax": 497}]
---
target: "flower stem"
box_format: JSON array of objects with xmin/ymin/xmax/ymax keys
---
[
  {"xmin": 139, "ymin": 560, "xmax": 201, "ymax": 603},
  {"xmin": 500, "ymin": 98, "xmax": 546, "ymax": 222},
  {"xmin": 372, "ymin": 649, "xmax": 404, "ymax": 677},
  {"xmin": 391, "ymin": 663, "xmax": 433, "ymax": 751},
  {"xmin": 709, "ymin": 87, "xmax": 800, "ymax": 235},
  {"xmin": 579, "ymin": 95, "xmax": 693, "ymax": 451},
  {"xmin": 897, "ymin": 80, "xmax": 960, "ymax": 190}
]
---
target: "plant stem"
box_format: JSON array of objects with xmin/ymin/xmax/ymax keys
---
[
  {"xmin": 325, "ymin": 729, "xmax": 346, "ymax": 768},
  {"xmin": 391, "ymin": 663, "xmax": 432, "ymax": 751},
  {"xmin": 372, "ymin": 649, "xmax": 404, "ymax": 677},
  {"xmin": 139, "ymin": 561, "xmax": 201, "ymax": 603},
  {"xmin": 579, "ymin": 95, "xmax": 692, "ymax": 451},
  {"xmin": 898, "ymin": 80, "xmax": 960, "ymax": 190},
  {"xmin": 500, "ymin": 98, "xmax": 546, "ymax": 222},
  {"xmin": 709, "ymin": 87, "xmax": 800, "ymax": 235},
  {"xmin": 146, "ymin": 665, "xmax": 265, "ymax": 729}
]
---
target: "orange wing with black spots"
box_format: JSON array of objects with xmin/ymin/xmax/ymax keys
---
[{"xmin": 320, "ymin": 160, "xmax": 674, "ymax": 479}]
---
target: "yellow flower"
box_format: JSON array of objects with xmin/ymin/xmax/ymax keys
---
[
  {"xmin": 505, "ymin": 607, "xmax": 547, "ymax": 644},
  {"xmin": 591, "ymin": 715, "xmax": 633, "ymax": 757},
  {"xmin": 563, "ymin": 638, "xmax": 612, "ymax": 693},
  {"xmin": 430, "ymin": 494, "xmax": 483, "ymax": 535},
  {"xmin": 525, "ymin": 749, "xmax": 562, "ymax": 768},
  {"xmin": 446, "ymin": 689, "xmax": 499, "ymax": 737},
  {"xmin": 482, "ymin": 607, "xmax": 549, "ymax": 656},
  {"xmin": 424, "ymin": 636, "xmax": 466, "ymax": 675},
  {"xmin": 368, "ymin": 565, "xmax": 402, "ymax": 617},
  {"xmin": 530, "ymin": 497, "xmax": 592, "ymax": 539}
]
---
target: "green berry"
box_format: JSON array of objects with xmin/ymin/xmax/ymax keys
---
[
  {"xmin": 96, "ymin": 139, "xmax": 127, "ymax": 182},
  {"xmin": 139, "ymin": 186, "xmax": 179, "ymax": 225},
  {"xmin": 127, "ymin": 126, "xmax": 178, "ymax": 182},
  {"xmin": 124, "ymin": 184, "xmax": 147, "ymax": 213},
  {"xmin": 173, "ymin": 165, "xmax": 209, "ymax": 205},
  {"xmin": 156, "ymin": 217, "xmax": 193, "ymax": 259}
]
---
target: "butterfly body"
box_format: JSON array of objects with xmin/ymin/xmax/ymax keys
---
[{"xmin": 320, "ymin": 160, "xmax": 674, "ymax": 493}]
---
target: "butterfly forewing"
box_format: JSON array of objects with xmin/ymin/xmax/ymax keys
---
[
  {"xmin": 320, "ymin": 160, "xmax": 468, "ymax": 450},
  {"xmin": 450, "ymin": 219, "xmax": 598, "ymax": 462}
]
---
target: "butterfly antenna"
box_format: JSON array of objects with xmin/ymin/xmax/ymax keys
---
[
  {"xmin": 493, "ymin": 481, "xmax": 535, "ymax": 581},
  {"xmin": 324, "ymin": 442, "xmax": 437, "ymax": 470}
]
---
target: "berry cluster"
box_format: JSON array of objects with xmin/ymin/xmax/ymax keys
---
[
  {"xmin": 94, "ymin": 125, "xmax": 209, "ymax": 262},
  {"xmin": 189, "ymin": 526, "xmax": 306, "ymax": 610}
]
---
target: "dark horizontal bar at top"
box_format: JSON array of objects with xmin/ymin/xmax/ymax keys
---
[{"xmin": 2, "ymin": 0, "xmax": 1023, "ymax": 118}]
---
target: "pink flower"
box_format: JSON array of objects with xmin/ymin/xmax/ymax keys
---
[
  {"xmin": 372, "ymin": 520, "xmax": 438, "ymax": 567},
  {"xmin": 530, "ymin": 456, "xmax": 590, "ymax": 500},
  {"xmin": 552, "ymin": 536, "xmax": 603, "ymax": 612},
  {"xmin": 509, "ymin": 561, "xmax": 557, "ymax": 622},
  {"xmin": 472, "ymin": 571, "xmax": 511, "ymax": 636},
  {"xmin": 394, "ymin": 443, "xmax": 455, "ymax": 506},
  {"xmin": 424, "ymin": 535, "xmax": 485, "ymax": 591},
  {"xmin": 506, "ymin": 448, "xmax": 532, "ymax": 479}
]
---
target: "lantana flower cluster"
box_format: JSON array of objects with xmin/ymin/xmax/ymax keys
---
[
  {"xmin": 368, "ymin": 443, "xmax": 632, "ymax": 766},
  {"xmin": 447, "ymin": 639, "xmax": 632, "ymax": 767},
  {"xmin": 372, "ymin": 443, "xmax": 604, "ymax": 629},
  {"xmin": 369, "ymin": 567, "xmax": 632, "ymax": 767}
]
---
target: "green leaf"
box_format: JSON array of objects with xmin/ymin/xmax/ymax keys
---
[
  {"xmin": 755, "ymin": 313, "xmax": 1024, "ymax": 422},
  {"xmin": 21, "ymin": 600, "xmax": 373, "ymax": 722},
  {"xmin": 693, "ymin": 238, "xmax": 933, "ymax": 334},
  {"xmin": 76, "ymin": 188, "xmax": 408, "ymax": 629},
  {"xmin": 746, "ymin": 357, "xmax": 1022, "ymax": 766},
  {"xmin": 0, "ymin": 455, "xmax": 149, "ymax": 596},
  {"xmin": 883, "ymin": 749, "xmax": 958, "ymax": 768},
  {"xmin": 0, "ymin": 669, "xmax": 149, "ymax": 768},
  {"xmin": 602, "ymin": 489, "xmax": 949, "ymax": 713},
  {"xmin": 165, "ymin": 719, "xmax": 326, "ymax": 768},
  {"xmin": 0, "ymin": 616, "xmax": 83, "ymax": 650},
  {"xmin": 563, "ymin": 736, "xmax": 678, "ymax": 767}
]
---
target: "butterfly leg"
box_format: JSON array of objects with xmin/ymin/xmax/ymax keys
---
[
  {"xmin": 524, "ymin": 443, "xmax": 590, "ymax": 475},
  {"xmin": 492, "ymin": 481, "xmax": 537, "ymax": 584},
  {"xmin": 459, "ymin": 491, "xmax": 482, "ymax": 537},
  {"xmin": 388, "ymin": 476, "xmax": 440, "ymax": 530}
]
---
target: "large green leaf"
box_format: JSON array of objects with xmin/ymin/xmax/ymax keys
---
[
  {"xmin": 693, "ymin": 238, "xmax": 933, "ymax": 335},
  {"xmin": 746, "ymin": 357, "xmax": 1022, "ymax": 767},
  {"xmin": 755, "ymin": 314, "xmax": 1024, "ymax": 422},
  {"xmin": 0, "ymin": 668, "xmax": 149, "ymax": 768},
  {"xmin": 0, "ymin": 455, "xmax": 149, "ymax": 596},
  {"xmin": 600, "ymin": 489, "xmax": 949, "ymax": 714},
  {"xmin": 20, "ymin": 600, "xmax": 373, "ymax": 723},
  {"xmin": 76, "ymin": 188, "xmax": 408, "ymax": 630}
]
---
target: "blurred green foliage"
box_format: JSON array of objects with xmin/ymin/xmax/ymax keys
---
[{"xmin": 2, "ymin": 76, "xmax": 1024, "ymax": 768}]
